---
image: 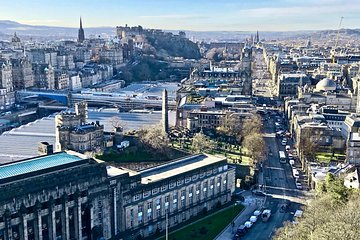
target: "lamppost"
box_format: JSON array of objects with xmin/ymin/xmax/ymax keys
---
[{"xmin": 232, "ymin": 202, "xmax": 238, "ymax": 233}]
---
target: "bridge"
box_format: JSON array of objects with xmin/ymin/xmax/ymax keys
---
[
  {"xmin": 71, "ymin": 92, "xmax": 177, "ymax": 110},
  {"xmin": 16, "ymin": 90, "xmax": 70, "ymax": 105},
  {"xmin": 16, "ymin": 90, "xmax": 177, "ymax": 110}
]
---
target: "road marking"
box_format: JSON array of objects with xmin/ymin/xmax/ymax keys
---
[{"xmin": 266, "ymin": 166, "xmax": 285, "ymax": 171}]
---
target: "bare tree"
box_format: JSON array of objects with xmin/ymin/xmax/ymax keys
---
[
  {"xmin": 242, "ymin": 132, "xmax": 266, "ymax": 167},
  {"xmin": 217, "ymin": 113, "xmax": 243, "ymax": 142},
  {"xmin": 242, "ymin": 114, "xmax": 262, "ymax": 137},
  {"xmin": 299, "ymin": 128, "xmax": 321, "ymax": 166},
  {"xmin": 191, "ymin": 132, "xmax": 216, "ymax": 154},
  {"xmin": 109, "ymin": 116, "xmax": 126, "ymax": 132},
  {"xmin": 138, "ymin": 125, "xmax": 170, "ymax": 154}
]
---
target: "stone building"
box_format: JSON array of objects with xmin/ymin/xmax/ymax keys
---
[
  {"xmin": 54, "ymin": 70, "xmax": 69, "ymax": 90},
  {"xmin": 11, "ymin": 58, "xmax": 34, "ymax": 90},
  {"xmin": 0, "ymin": 151, "xmax": 235, "ymax": 240},
  {"xmin": 33, "ymin": 64, "xmax": 55, "ymax": 90},
  {"xmin": 120, "ymin": 154, "xmax": 235, "ymax": 239},
  {"xmin": 0, "ymin": 59, "xmax": 15, "ymax": 109},
  {"xmin": 275, "ymin": 73, "xmax": 310, "ymax": 98},
  {"xmin": 55, "ymin": 102, "xmax": 104, "ymax": 153},
  {"xmin": 0, "ymin": 151, "xmax": 121, "ymax": 240}
]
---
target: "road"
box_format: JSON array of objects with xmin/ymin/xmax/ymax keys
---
[
  {"xmin": 240, "ymin": 113, "xmax": 307, "ymax": 240},
  {"xmin": 252, "ymin": 48, "xmax": 273, "ymax": 98},
  {"xmin": 216, "ymin": 112, "xmax": 310, "ymax": 240},
  {"xmin": 216, "ymin": 48, "xmax": 312, "ymax": 240}
]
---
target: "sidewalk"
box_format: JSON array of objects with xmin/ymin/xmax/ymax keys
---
[{"xmin": 215, "ymin": 191, "xmax": 265, "ymax": 240}]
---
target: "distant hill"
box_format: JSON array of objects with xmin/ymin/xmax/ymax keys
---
[
  {"xmin": 1, "ymin": 20, "xmax": 359, "ymax": 43},
  {"xmin": 0, "ymin": 20, "xmax": 114, "ymax": 40}
]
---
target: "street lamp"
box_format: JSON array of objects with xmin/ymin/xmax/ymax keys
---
[{"xmin": 232, "ymin": 202, "xmax": 238, "ymax": 233}]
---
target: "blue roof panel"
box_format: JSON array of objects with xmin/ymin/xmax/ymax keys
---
[{"xmin": 0, "ymin": 153, "xmax": 83, "ymax": 180}]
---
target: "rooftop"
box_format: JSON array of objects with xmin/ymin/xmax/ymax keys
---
[
  {"xmin": 0, "ymin": 152, "xmax": 83, "ymax": 180},
  {"xmin": 0, "ymin": 110, "xmax": 175, "ymax": 163},
  {"xmin": 141, "ymin": 154, "xmax": 226, "ymax": 184}
]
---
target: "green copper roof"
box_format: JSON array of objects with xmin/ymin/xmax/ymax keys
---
[{"xmin": 0, "ymin": 152, "xmax": 83, "ymax": 180}]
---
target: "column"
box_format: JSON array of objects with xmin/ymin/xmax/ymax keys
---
[
  {"xmin": 19, "ymin": 205, "xmax": 27, "ymax": 240},
  {"xmin": 73, "ymin": 192, "xmax": 82, "ymax": 240},
  {"xmin": 61, "ymin": 195, "xmax": 69, "ymax": 240},
  {"xmin": 4, "ymin": 210, "xmax": 11, "ymax": 240},
  {"xmin": 34, "ymin": 201, "xmax": 42, "ymax": 240},
  {"xmin": 47, "ymin": 198, "xmax": 56, "ymax": 240}
]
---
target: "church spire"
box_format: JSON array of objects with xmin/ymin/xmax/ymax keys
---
[{"xmin": 78, "ymin": 17, "xmax": 85, "ymax": 43}]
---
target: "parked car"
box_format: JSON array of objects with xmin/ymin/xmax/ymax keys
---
[
  {"xmin": 296, "ymin": 181, "xmax": 303, "ymax": 190},
  {"xmin": 281, "ymin": 139, "xmax": 287, "ymax": 146},
  {"xmin": 289, "ymin": 159, "xmax": 295, "ymax": 166},
  {"xmin": 250, "ymin": 215, "xmax": 258, "ymax": 223},
  {"xmin": 286, "ymin": 145, "xmax": 291, "ymax": 151},
  {"xmin": 253, "ymin": 210, "xmax": 262, "ymax": 216},
  {"xmin": 293, "ymin": 169, "xmax": 300, "ymax": 178},
  {"xmin": 244, "ymin": 221, "xmax": 253, "ymax": 229},
  {"xmin": 237, "ymin": 225, "xmax": 247, "ymax": 235},
  {"xmin": 288, "ymin": 153, "xmax": 294, "ymax": 160}
]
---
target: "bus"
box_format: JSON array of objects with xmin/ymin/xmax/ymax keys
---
[{"xmin": 279, "ymin": 151, "xmax": 287, "ymax": 163}]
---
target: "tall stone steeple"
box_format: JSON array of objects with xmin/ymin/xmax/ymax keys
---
[
  {"xmin": 256, "ymin": 31, "xmax": 260, "ymax": 44},
  {"xmin": 78, "ymin": 17, "xmax": 85, "ymax": 43}
]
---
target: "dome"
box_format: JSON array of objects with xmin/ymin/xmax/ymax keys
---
[{"xmin": 315, "ymin": 78, "xmax": 336, "ymax": 92}]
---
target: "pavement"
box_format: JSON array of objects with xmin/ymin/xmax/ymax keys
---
[{"xmin": 215, "ymin": 191, "xmax": 264, "ymax": 240}]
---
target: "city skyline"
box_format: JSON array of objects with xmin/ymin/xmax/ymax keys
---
[{"xmin": 0, "ymin": 0, "xmax": 359, "ymax": 31}]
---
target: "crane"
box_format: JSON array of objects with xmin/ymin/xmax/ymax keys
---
[{"xmin": 332, "ymin": 16, "xmax": 344, "ymax": 63}]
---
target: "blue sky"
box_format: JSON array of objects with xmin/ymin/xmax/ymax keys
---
[{"xmin": 0, "ymin": 0, "xmax": 359, "ymax": 31}]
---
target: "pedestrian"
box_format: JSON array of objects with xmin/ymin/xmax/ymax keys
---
[{"xmin": 232, "ymin": 221, "xmax": 235, "ymax": 228}]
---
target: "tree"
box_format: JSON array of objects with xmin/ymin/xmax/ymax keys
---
[
  {"xmin": 138, "ymin": 125, "xmax": 170, "ymax": 154},
  {"xmin": 275, "ymin": 176, "xmax": 355, "ymax": 240},
  {"xmin": 299, "ymin": 128, "xmax": 320, "ymax": 167},
  {"xmin": 242, "ymin": 133, "xmax": 266, "ymax": 167},
  {"xmin": 191, "ymin": 132, "xmax": 216, "ymax": 154},
  {"xmin": 242, "ymin": 114, "xmax": 262, "ymax": 137},
  {"xmin": 109, "ymin": 116, "xmax": 125, "ymax": 132},
  {"xmin": 217, "ymin": 113, "xmax": 243, "ymax": 142}
]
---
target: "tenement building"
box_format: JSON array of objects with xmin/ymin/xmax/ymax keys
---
[{"xmin": 0, "ymin": 152, "xmax": 235, "ymax": 240}]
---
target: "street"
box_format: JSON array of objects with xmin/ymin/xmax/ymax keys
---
[
  {"xmin": 240, "ymin": 113, "xmax": 306, "ymax": 240},
  {"xmin": 217, "ymin": 48, "xmax": 312, "ymax": 240}
]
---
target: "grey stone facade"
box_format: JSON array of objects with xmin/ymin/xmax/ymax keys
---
[{"xmin": 0, "ymin": 152, "xmax": 235, "ymax": 240}]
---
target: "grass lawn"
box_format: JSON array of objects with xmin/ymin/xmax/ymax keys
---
[
  {"xmin": 163, "ymin": 204, "xmax": 244, "ymax": 240},
  {"xmin": 315, "ymin": 152, "xmax": 346, "ymax": 163},
  {"xmin": 96, "ymin": 146, "xmax": 188, "ymax": 162}
]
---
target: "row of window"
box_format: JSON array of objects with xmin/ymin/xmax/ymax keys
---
[
  {"xmin": 133, "ymin": 166, "xmax": 228, "ymax": 202},
  {"xmin": 134, "ymin": 178, "xmax": 227, "ymax": 219},
  {"xmin": 129, "ymin": 183, "xmax": 228, "ymax": 228}
]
